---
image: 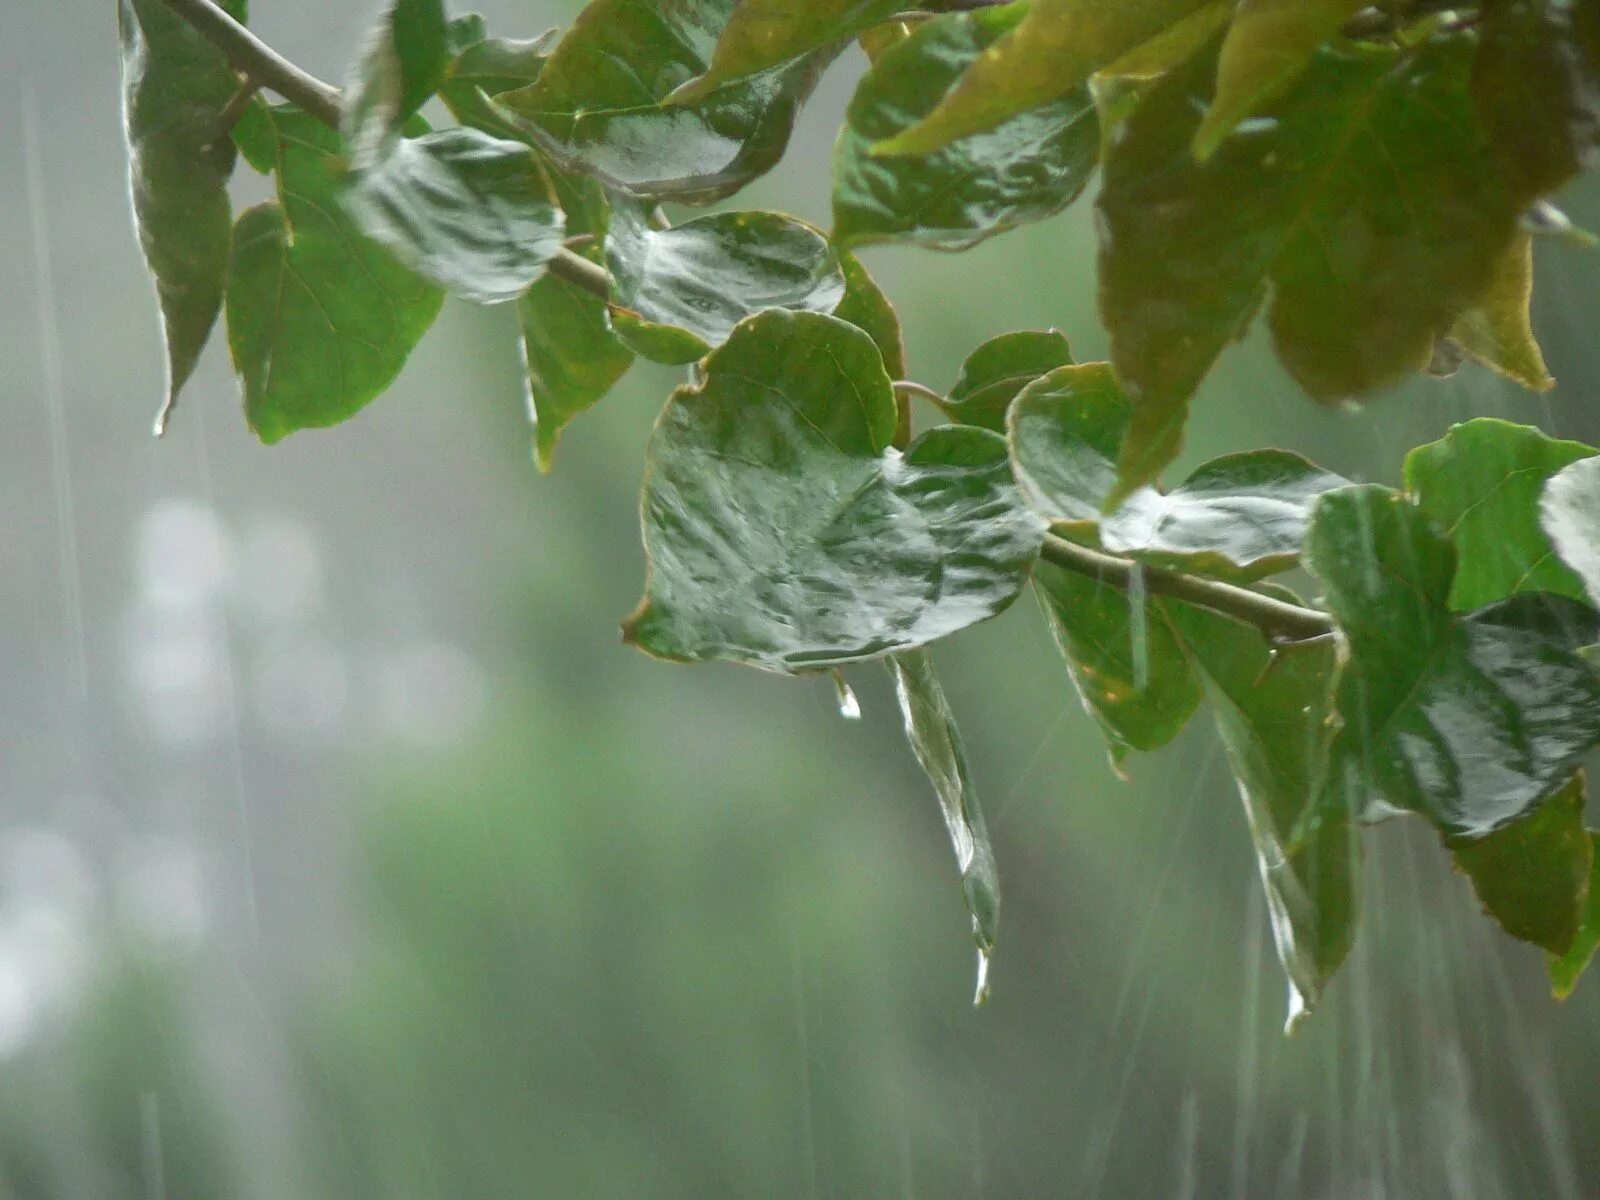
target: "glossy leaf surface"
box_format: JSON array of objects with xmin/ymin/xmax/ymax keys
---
[
  {"xmin": 344, "ymin": 128, "xmax": 564, "ymax": 304},
  {"xmin": 876, "ymin": 0, "xmax": 1210, "ymax": 155},
  {"xmin": 937, "ymin": 330, "xmax": 1073, "ymax": 433},
  {"xmin": 1406, "ymin": 418, "xmax": 1595, "ymax": 611},
  {"xmin": 1166, "ymin": 601, "xmax": 1354, "ymax": 1027},
  {"xmin": 1449, "ymin": 775, "xmax": 1591, "ymax": 955},
  {"xmin": 492, "ymin": 0, "xmax": 832, "ymax": 202},
  {"xmin": 226, "ymin": 110, "xmax": 443, "ymax": 442},
  {"xmin": 1306, "ymin": 486, "xmax": 1600, "ymax": 837},
  {"xmin": 1541, "ymin": 454, "xmax": 1600, "ymax": 608},
  {"xmin": 625, "ymin": 311, "xmax": 1045, "ymax": 671},
  {"xmin": 834, "ymin": 6, "xmax": 1099, "ymax": 251},
  {"xmin": 1100, "ymin": 35, "xmax": 1523, "ymax": 494},
  {"xmin": 888, "ymin": 649, "xmax": 1001, "ymax": 974},
  {"xmin": 117, "ymin": 0, "xmax": 246, "ymax": 429},
  {"xmin": 343, "ymin": 0, "xmax": 451, "ymax": 165},
  {"xmin": 606, "ymin": 205, "xmax": 845, "ymax": 364},
  {"xmin": 833, "ymin": 251, "xmax": 906, "ymax": 380}
]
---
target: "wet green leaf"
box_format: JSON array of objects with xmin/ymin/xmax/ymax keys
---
[
  {"xmin": 606, "ymin": 204, "xmax": 845, "ymax": 365},
  {"xmin": 832, "ymin": 251, "xmax": 905, "ymax": 380},
  {"xmin": 1305, "ymin": 485, "xmax": 1600, "ymax": 837},
  {"xmin": 670, "ymin": 0, "xmax": 902, "ymax": 103},
  {"xmin": 1009, "ymin": 364, "xmax": 1346, "ymax": 576},
  {"xmin": 1405, "ymin": 418, "xmax": 1595, "ymax": 611},
  {"xmin": 117, "ymin": 0, "xmax": 247, "ymax": 432},
  {"xmin": 1088, "ymin": 0, "xmax": 1233, "ymax": 135},
  {"xmin": 936, "ymin": 330, "xmax": 1074, "ymax": 433},
  {"xmin": 344, "ymin": 0, "xmax": 451, "ymax": 165},
  {"xmin": 1192, "ymin": 0, "xmax": 1368, "ymax": 160},
  {"xmin": 1164, "ymin": 601, "xmax": 1354, "ymax": 1028},
  {"xmin": 1474, "ymin": 0, "xmax": 1600, "ymax": 198},
  {"xmin": 1449, "ymin": 774, "xmax": 1591, "ymax": 956},
  {"xmin": 225, "ymin": 109, "xmax": 443, "ymax": 443},
  {"xmin": 1101, "ymin": 34, "xmax": 1523, "ymax": 495},
  {"xmin": 624, "ymin": 310, "xmax": 1045, "ymax": 671},
  {"xmin": 833, "ymin": 5, "xmax": 1099, "ymax": 251},
  {"xmin": 875, "ymin": 0, "xmax": 1210, "ymax": 156},
  {"xmin": 1034, "ymin": 561, "xmax": 1202, "ymax": 766},
  {"xmin": 343, "ymin": 128, "xmax": 565, "ymax": 304},
  {"xmin": 1542, "ymin": 454, "xmax": 1600, "ymax": 607},
  {"xmin": 888, "ymin": 648, "xmax": 1001, "ymax": 982},
  {"xmin": 1448, "ymin": 234, "xmax": 1554, "ymax": 392},
  {"xmin": 521, "ymin": 247, "xmax": 634, "ymax": 472},
  {"xmin": 438, "ymin": 25, "xmax": 557, "ymax": 138},
  {"xmin": 491, "ymin": 0, "xmax": 834, "ymax": 202},
  {"xmin": 1550, "ymin": 832, "xmax": 1600, "ymax": 997}
]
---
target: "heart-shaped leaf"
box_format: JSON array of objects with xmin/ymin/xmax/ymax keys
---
[
  {"xmin": 1449, "ymin": 774, "xmax": 1591, "ymax": 955},
  {"xmin": 1034, "ymin": 562, "xmax": 1201, "ymax": 766},
  {"xmin": 833, "ymin": 5, "xmax": 1099, "ymax": 251},
  {"xmin": 888, "ymin": 648, "xmax": 1001, "ymax": 997},
  {"xmin": 1541, "ymin": 454, "xmax": 1600, "ymax": 608},
  {"xmin": 936, "ymin": 330, "xmax": 1073, "ymax": 433},
  {"xmin": 1406, "ymin": 418, "xmax": 1595, "ymax": 611},
  {"xmin": 606, "ymin": 204, "xmax": 845, "ymax": 364},
  {"xmin": 226, "ymin": 109, "xmax": 443, "ymax": 442},
  {"xmin": 624, "ymin": 310, "xmax": 1045, "ymax": 671},
  {"xmin": 1306, "ymin": 485, "xmax": 1600, "ymax": 837},
  {"xmin": 491, "ymin": 0, "xmax": 834, "ymax": 202},
  {"xmin": 1164, "ymin": 599, "xmax": 1355, "ymax": 1029},
  {"xmin": 118, "ymin": 0, "xmax": 247, "ymax": 432},
  {"xmin": 343, "ymin": 128, "xmax": 565, "ymax": 304}
]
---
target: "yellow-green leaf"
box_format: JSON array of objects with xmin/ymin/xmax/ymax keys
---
[{"xmin": 1448, "ymin": 234, "xmax": 1555, "ymax": 392}]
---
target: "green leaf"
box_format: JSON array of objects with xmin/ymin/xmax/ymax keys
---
[
  {"xmin": 670, "ymin": 0, "xmax": 903, "ymax": 103},
  {"xmin": 1474, "ymin": 0, "xmax": 1600, "ymax": 198},
  {"xmin": 344, "ymin": 0, "xmax": 451, "ymax": 166},
  {"xmin": 117, "ymin": 0, "xmax": 246, "ymax": 433},
  {"xmin": 1164, "ymin": 600, "xmax": 1355, "ymax": 1028},
  {"xmin": 230, "ymin": 96, "xmax": 278, "ymax": 174},
  {"xmin": 1088, "ymin": 0, "xmax": 1233, "ymax": 135},
  {"xmin": 936, "ymin": 330, "xmax": 1074, "ymax": 433},
  {"xmin": 438, "ymin": 26, "xmax": 557, "ymax": 138},
  {"xmin": 225, "ymin": 109, "xmax": 443, "ymax": 443},
  {"xmin": 1449, "ymin": 774, "xmax": 1591, "ymax": 956},
  {"xmin": 1448, "ymin": 233, "xmax": 1554, "ymax": 393},
  {"xmin": 606, "ymin": 204, "xmax": 845, "ymax": 365},
  {"xmin": 1100, "ymin": 34, "xmax": 1524, "ymax": 496},
  {"xmin": 343, "ymin": 128, "xmax": 565, "ymax": 304},
  {"xmin": 833, "ymin": 5, "xmax": 1099, "ymax": 251},
  {"xmin": 1541, "ymin": 454, "xmax": 1600, "ymax": 607},
  {"xmin": 624, "ymin": 310, "xmax": 1045, "ymax": 671},
  {"xmin": 832, "ymin": 251, "xmax": 906, "ymax": 380},
  {"xmin": 1191, "ymin": 0, "xmax": 1368, "ymax": 160},
  {"xmin": 1305, "ymin": 485, "xmax": 1600, "ymax": 837},
  {"xmin": 874, "ymin": 0, "xmax": 1211, "ymax": 156},
  {"xmin": 491, "ymin": 0, "xmax": 835, "ymax": 203},
  {"xmin": 1405, "ymin": 418, "xmax": 1595, "ymax": 611},
  {"xmin": 1009, "ymin": 364, "xmax": 1347, "ymax": 576},
  {"xmin": 858, "ymin": 19, "xmax": 920, "ymax": 65},
  {"xmin": 1550, "ymin": 832, "xmax": 1600, "ymax": 998},
  {"xmin": 1034, "ymin": 562, "xmax": 1202, "ymax": 766},
  {"xmin": 887, "ymin": 648, "xmax": 1001, "ymax": 996},
  {"xmin": 521, "ymin": 247, "xmax": 635, "ymax": 472}
]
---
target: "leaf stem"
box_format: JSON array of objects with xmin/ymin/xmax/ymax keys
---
[
  {"xmin": 1039, "ymin": 533, "xmax": 1334, "ymax": 642},
  {"xmin": 159, "ymin": 0, "xmax": 343, "ymax": 127},
  {"xmin": 160, "ymin": 0, "xmax": 1338, "ymax": 650}
]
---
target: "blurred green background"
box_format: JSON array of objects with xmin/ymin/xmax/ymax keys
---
[{"xmin": 5, "ymin": 2, "xmax": 1600, "ymax": 1196}]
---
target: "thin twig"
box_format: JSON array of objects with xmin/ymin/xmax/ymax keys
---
[
  {"xmin": 215, "ymin": 78, "xmax": 262, "ymax": 135},
  {"xmin": 1039, "ymin": 534, "xmax": 1334, "ymax": 642},
  {"xmin": 160, "ymin": 0, "xmax": 343, "ymax": 127}
]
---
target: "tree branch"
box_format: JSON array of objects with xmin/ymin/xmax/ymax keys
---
[
  {"xmin": 1040, "ymin": 534, "xmax": 1334, "ymax": 642},
  {"xmin": 159, "ymin": 0, "xmax": 1342, "ymax": 650}
]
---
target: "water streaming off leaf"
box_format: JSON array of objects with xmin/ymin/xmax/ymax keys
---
[{"xmin": 831, "ymin": 669, "xmax": 861, "ymax": 720}]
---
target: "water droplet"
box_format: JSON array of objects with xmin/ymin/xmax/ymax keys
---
[
  {"xmin": 973, "ymin": 946, "xmax": 991, "ymax": 1006},
  {"xmin": 832, "ymin": 670, "xmax": 861, "ymax": 720}
]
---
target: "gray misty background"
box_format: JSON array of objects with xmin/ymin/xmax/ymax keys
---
[{"xmin": 3, "ymin": 2, "xmax": 1600, "ymax": 1197}]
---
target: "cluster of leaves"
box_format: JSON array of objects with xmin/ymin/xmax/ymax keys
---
[{"xmin": 118, "ymin": 0, "xmax": 1600, "ymax": 1021}]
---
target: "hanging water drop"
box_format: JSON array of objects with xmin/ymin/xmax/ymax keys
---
[
  {"xmin": 973, "ymin": 946, "xmax": 991, "ymax": 1006},
  {"xmin": 832, "ymin": 670, "xmax": 861, "ymax": 720}
]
